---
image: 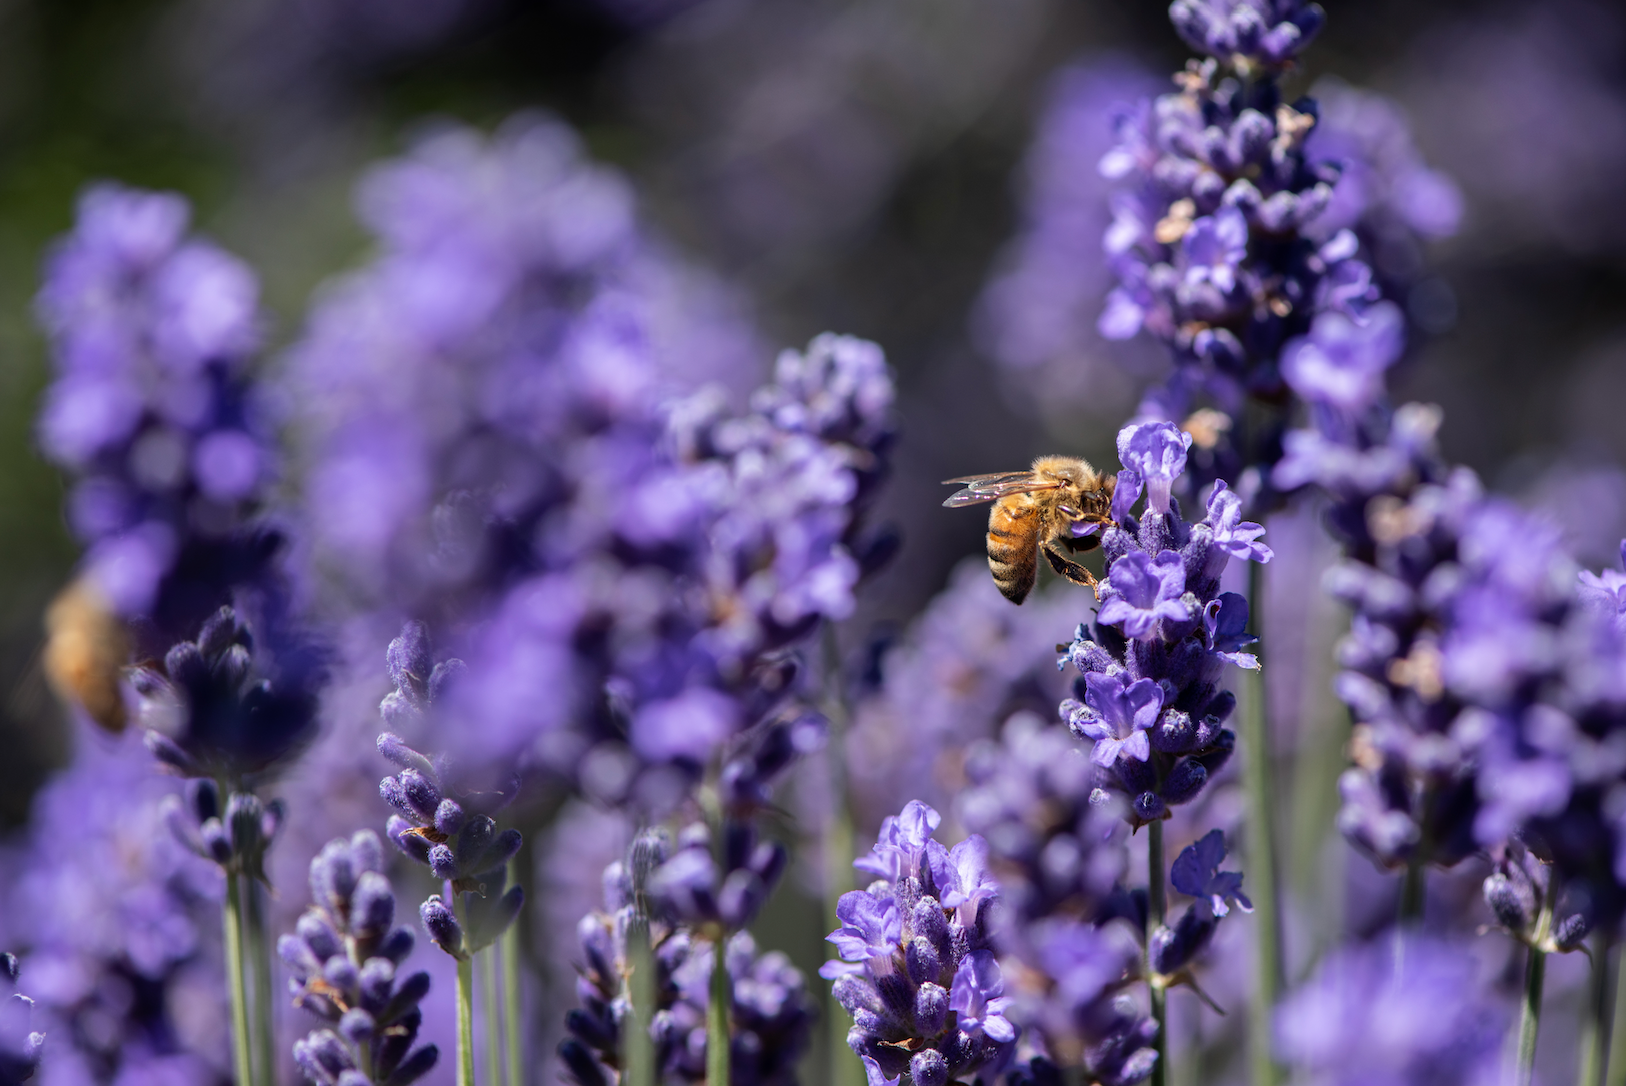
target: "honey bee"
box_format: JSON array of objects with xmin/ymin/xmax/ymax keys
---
[
  {"xmin": 42, "ymin": 575, "xmax": 131, "ymax": 733},
  {"xmin": 942, "ymin": 456, "xmax": 1117, "ymax": 605}
]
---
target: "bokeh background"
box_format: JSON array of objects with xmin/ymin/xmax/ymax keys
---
[{"xmin": 1, "ymin": 0, "xmax": 1624, "ymax": 1081}]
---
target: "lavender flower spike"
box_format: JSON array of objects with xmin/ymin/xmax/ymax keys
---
[
  {"xmin": 280, "ymin": 831, "xmax": 437, "ymax": 1086},
  {"xmin": 822, "ymin": 800, "xmax": 1014, "ymax": 1086}
]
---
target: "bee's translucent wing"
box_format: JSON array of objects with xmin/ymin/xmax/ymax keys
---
[{"xmin": 941, "ymin": 471, "xmax": 1064, "ymax": 508}]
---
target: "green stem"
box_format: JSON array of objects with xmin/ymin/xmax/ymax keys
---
[
  {"xmin": 625, "ymin": 836, "xmax": 660, "ymax": 1086},
  {"xmin": 224, "ymin": 873, "xmax": 255, "ymax": 1086},
  {"xmin": 1581, "ymin": 936, "xmax": 1614, "ymax": 1086},
  {"xmin": 1607, "ymin": 943, "xmax": 1626, "ymax": 1086},
  {"xmin": 1398, "ymin": 856, "xmax": 1426, "ymax": 927},
  {"xmin": 482, "ymin": 946, "xmax": 501, "ymax": 1086},
  {"xmin": 246, "ymin": 877, "xmax": 275, "ymax": 1086},
  {"xmin": 501, "ymin": 918, "xmax": 524, "ymax": 1086},
  {"xmin": 820, "ymin": 624, "xmax": 864, "ymax": 1086},
  {"xmin": 708, "ymin": 936, "xmax": 731, "ymax": 1086},
  {"xmin": 1241, "ymin": 560, "xmax": 1282, "ymax": 1086},
  {"xmin": 455, "ymin": 894, "xmax": 475, "ymax": 1086},
  {"xmin": 1516, "ymin": 894, "xmax": 1552, "ymax": 1086},
  {"xmin": 1148, "ymin": 820, "xmax": 1168, "ymax": 1086}
]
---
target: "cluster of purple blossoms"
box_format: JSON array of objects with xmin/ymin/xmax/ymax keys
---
[
  {"xmin": 0, "ymin": 728, "xmax": 225, "ymax": 1086},
  {"xmin": 958, "ymin": 714, "xmax": 1156, "ymax": 1086},
  {"xmin": 1273, "ymin": 300, "xmax": 1626, "ymax": 931},
  {"xmin": 820, "ymin": 801, "xmax": 1014, "ymax": 1086},
  {"xmin": 1, "ymin": 954, "xmax": 44, "ymax": 1084},
  {"xmin": 560, "ymin": 848, "xmax": 813, "ymax": 1086},
  {"xmin": 1273, "ymin": 935, "xmax": 1508, "ymax": 1086},
  {"xmin": 279, "ymin": 832, "xmax": 437, "ymax": 1086},
  {"xmin": 34, "ymin": 183, "xmax": 277, "ymax": 631},
  {"xmin": 1088, "ymin": 0, "xmax": 1460, "ymax": 508},
  {"xmin": 1059, "ymin": 421, "xmax": 1270, "ymax": 826},
  {"xmin": 374, "ymin": 631, "xmax": 525, "ymax": 960}
]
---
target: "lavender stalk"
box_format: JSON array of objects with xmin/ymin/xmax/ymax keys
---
[
  {"xmin": 482, "ymin": 949, "xmax": 501, "ymax": 1086},
  {"xmin": 225, "ymin": 873, "xmax": 256, "ymax": 1086},
  {"xmin": 502, "ymin": 918, "xmax": 522, "ymax": 1086},
  {"xmin": 1239, "ymin": 561, "xmax": 1281, "ymax": 1086},
  {"xmin": 456, "ymin": 898, "xmax": 475, "ymax": 1086},
  {"xmin": 1516, "ymin": 889, "xmax": 1553, "ymax": 1086},
  {"xmin": 1148, "ymin": 821, "xmax": 1168, "ymax": 1086},
  {"xmin": 707, "ymin": 938, "xmax": 731, "ymax": 1086},
  {"xmin": 1581, "ymin": 938, "xmax": 1613, "ymax": 1086},
  {"xmin": 1609, "ymin": 948, "xmax": 1626, "ymax": 1086}
]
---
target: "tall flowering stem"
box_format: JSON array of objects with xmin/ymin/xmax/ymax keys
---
[
  {"xmin": 501, "ymin": 916, "xmax": 523, "ymax": 1086},
  {"xmin": 1147, "ymin": 821, "xmax": 1168, "ymax": 1086},
  {"xmin": 224, "ymin": 874, "xmax": 255, "ymax": 1086},
  {"xmin": 1238, "ymin": 560, "xmax": 1282, "ymax": 1084},
  {"xmin": 708, "ymin": 938, "xmax": 730, "ymax": 1086}
]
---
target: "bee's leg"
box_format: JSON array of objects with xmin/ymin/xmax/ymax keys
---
[
  {"xmin": 1059, "ymin": 530, "xmax": 1101, "ymax": 554},
  {"xmin": 1044, "ymin": 545, "xmax": 1099, "ymax": 591}
]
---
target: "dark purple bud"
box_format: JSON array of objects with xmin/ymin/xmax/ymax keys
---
[
  {"xmin": 1152, "ymin": 709, "xmax": 1197, "ymax": 754},
  {"xmin": 428, "ymin": 844, "xmax": 458, "ymax": 882},
  {"xmin": 911, "ymin": 899, "xmax": 949, "ymax": 950},
  {"xmin": 421, "ymin": 895, "xmax": 465, "ymax": 958},
  {"xmin": 339, "ymin": 1007, "xmax": 375, "ymax": 1046},
  {"xmin": 434, "ymin": 799, "xmax": 466, "ymax": 836},
  {"xmin": 215, "ymin": 643, "xmax": 252, "ymax": 689},
  {"xmin": 1116, "ymin": 757, "xmax": 1156, "ymax": 794},
  {"xmin": 1195, "ymin": 729, "xmax": 1235, "ymax": 775},
  {"xmin": 384, "ymin": 971, "xmax": 432, "ymax": 1024},
  {"xmin": 188, "ymin": 778, "xmax": 220, "ymax": 822},
  {"xmin": 1161, "ymin": 761, "xmax": 1208, "ymax": 805},
  {"xmin": 387, "ymin": 622, "xmax": 432, "ymax": 693},
  {"xmin": 350, "ymin": 829, "xmax": 383, "ymax": 873},
  {"xmin": 144, "ymin": 730, "xmax": 201, "ymax": 775},
  {"xmin": 1555, "ymin": 913, "xmax": 1590, "ymax": 952},
  {"xmin": 201, "ymin": 817, "xmax": 233, "ymax": 864},
  {"xmin": 915, "ymin": 983, "xmax": 949, "ymax": 1035},
  {"xmin": 197, "ymin": 607, "xmax": 238, "ymax": 658},
  {"xmin": 911, "ymin": 1048, "xmax": 949, "ymax": 1086},
  {"xmin": 352, "ymin": 872, "xmax": 395, "ymax": 939},
  {"xmin": 399, "ymin": 769, "xmax": 442, "ymax": 823},
  {"xmin": 279, "ymin": 933, "xmax": 320, "ymax": 978},
  {"xmin": 358, "ymin": 956, "xmax": 395, "ymax": 1009},
  {"xmin": 1134, "ymin": 793, "xmax": 1168, "ymax": 823},
  {"xmin": 388, "ymin": 1044, "xmax": 439, "ymax": 1086},
  {"xmin": 907, "ymin": 937, "xmax": 942, "ymax": 986},
  {"xmin": 1483, "ymin": 872, "xmax": 1535, "ymax": 933},
  {"xmin": 558, "ymin": 1040, "xmax": 611, "ymax": 1086},
  {"xmin": 302, "ymin": 1029, "xmax": 354, "ymax": 1076},
  {"xmin": 1149, "ymin": 906, "xmax": 1216, "ymax": 975},
  {"xmin": 427, "ymin": 658, "xmax": 465, "ymax": 702},
  {"xmin": 455, "ymin": 817, "xmax": 494, "ymax": 867},
  {"xmin": 297, "ymin": 912, "xmax": 343, "ymax": 961},
  {"xmin": 227, "ymin": 792, "xmax": 263, "ymax": 852},
  {"xmin": 377, "ymin": 732, "xmax": 436, "ymax": 778},
  {"xmin": 379, "ymin": 927, "xmax": 415, "ymax": 965},
  {"xmin": 324, "ymin": 956, "xmax": 360, "ymax": 994},
  {"xmin": 165, "ymin": 641, "xmax": 207, "ymax": 688},
  {"xmin": 480, "ymin": 827, "xmax": 523, "ymax": 872},
  {"xmin": 387, "ymin": 815, "xmax": 432, "ymax": 864},
  {"xmin": 750, "ymin": 840, "xmax": 789, "ymax": 892}
]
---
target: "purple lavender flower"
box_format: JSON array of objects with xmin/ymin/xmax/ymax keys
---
[
  {"xmin": 1116, "ymin": 422, "xmax": 1192, "ymax": 515},
  {"xmin": 131, "ymin": 604, "xmax": 321, "ymax": 784},
  {"xmin": 0, "ymin": 725, "xmax": 225, "ymax": 1085},
  {"xmin": 280, "ymin": 832, "xmax": 437, "ymax": 1086},
  {"xmin": 1064, "ymin": 671, "xmax": 1164, "ymax": 767},
  {"xmin": 1280, "ymin": 303, "xmax": 1405, "ymax": 415},
  {"xmin": 958, "ymin": 716, "xmax": 1153, "ymax": 1086},
  {"xmin": 1169, "ymin": 830, "xmax": 1251, "ymax": 919},
  {"xmin": 0, "ymin": 954, "xmax": 44, "ymax": 1084},
  {"xmin": 1274, "ymin": 936, "xmax": 1508, "ymax": 1086},
  {"xmin": 647, "ymin": 820, "xmax": 788, "ymax": 935},
  {"xmin": 34, "ymin": 183, "xmax": 278, "ymax": 626},
  {"xmin": 1168, "ymin": 0, "xmax": 1325, "ymax": 67},
  {"xmin": 560, "ymin": 854, "xmax": 812, "ymax": 1086},
  {"xmin": 1059, "ymin": 422, "xmax": 1268, "ymax": 826},
  {"xmin": 821, "ymin": 801, "xmax": 1014, "ymax": 1086}
]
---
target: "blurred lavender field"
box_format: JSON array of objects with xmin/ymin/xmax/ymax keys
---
[{"xmin": 2, "ymin": 1, "xmax": 1626, "ymax": 1085}]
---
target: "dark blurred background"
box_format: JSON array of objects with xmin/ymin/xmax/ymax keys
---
[{"xmin": 3, "ymin": 0, "xmax": 1625, "ymax": 831}]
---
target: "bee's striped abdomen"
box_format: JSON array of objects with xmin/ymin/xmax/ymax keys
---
[{"xmin": 986, "ymin": 500, "xmax": 1039, "ymax": 605}]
